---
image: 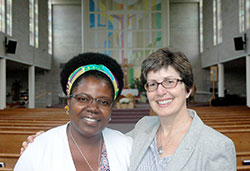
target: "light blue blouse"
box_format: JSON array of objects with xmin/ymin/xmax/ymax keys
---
[{"xmin": 137, "ymin": 136, "xmax": 172, "ymax": 171}]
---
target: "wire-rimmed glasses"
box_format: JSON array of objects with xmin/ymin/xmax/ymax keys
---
[
  {"xmin": 70, "ymin": 93, "xmax": 113, "ymax": 110},
  {"xmin": 145, "ymin": 78, "xmax": 183, "ymax": 92}
]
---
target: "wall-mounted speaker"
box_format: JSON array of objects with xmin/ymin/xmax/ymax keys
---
[
  {"xmin": 234, "ymin": 34, "xmax": 246, "ymax": 51},
  {"xmin": 5, "ymin": 37, "xmax": 17, "ymax": 54}
]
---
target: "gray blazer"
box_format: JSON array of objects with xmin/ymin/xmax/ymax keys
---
[{"xmin": 127, "ymin": 109, "xmax": 236, "ymax": 171}]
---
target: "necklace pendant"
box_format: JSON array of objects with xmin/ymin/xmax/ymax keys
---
[{"xmin": 158, "ymin": 146, "xmax": 163, "ymax": 154}]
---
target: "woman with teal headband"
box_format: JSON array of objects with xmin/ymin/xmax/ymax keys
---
[{"xmin": 15, "ymin": 52, "xmax": 132, "ymax": 171}]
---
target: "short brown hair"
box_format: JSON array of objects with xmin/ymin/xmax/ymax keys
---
[{"xmin": 140, "ymin": 47, "xmax": 193, "ymax": 93}]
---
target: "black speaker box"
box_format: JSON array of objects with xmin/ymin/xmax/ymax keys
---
[
  {"xmin": 6, "ymin": 40, "xmax": 17, "ymax": 54},
  {"xmin": 234, "ymin": 36, "xmax": 244, "ymax": 51}
]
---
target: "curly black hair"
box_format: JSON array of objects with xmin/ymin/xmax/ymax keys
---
[{"xmin": 60, "ymin": 52, "xmax": 124, "ymax": 100}]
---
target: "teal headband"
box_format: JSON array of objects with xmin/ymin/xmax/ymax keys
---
[{"xmin": 66, "ymin": 64, "xmax": 119, "ymax": 100}]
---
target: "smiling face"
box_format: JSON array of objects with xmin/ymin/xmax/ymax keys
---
[
  {"xmin": 67, "ymin": 76, "xmax": 113, "ymax": 138},
  {"xmin": 146, "ymin": 66, "xmax": 191, "ymax": 118}
]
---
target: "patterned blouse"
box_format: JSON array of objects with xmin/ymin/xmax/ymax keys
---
[{"xmin": 98, "ymin": 143, "xmax": 110, "ymax": 171}]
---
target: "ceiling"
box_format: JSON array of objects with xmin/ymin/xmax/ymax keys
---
[{"xmin": 6, "ymin": 60, "xmax": 28, "ymax": 72}]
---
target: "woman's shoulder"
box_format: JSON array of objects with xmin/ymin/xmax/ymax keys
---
[
  {"xmin": 195, "ymin": 125, "xmax": 236, "ymax": 166},
  {"xmin": 201, "ymin": 124, "xmax": 234, "ymax": 145},
  {"xmin": 103, "ymin": 127, "xmax": 133, "ymax": 143},
  {"xmin": 30, "ymin": 124, "xmax": 68, "ymax": 145},
  {"xmin": 14, "ymin": 124, "xmax": 74, "ymax": 171},
  {"xmin": 190, "ymin": 109, "xmax": 234, "ymax": 146},
  {"xmin": 195, "ymin": 124, "xmax": 236, "ymax": 157},
  {"xmin": 133, "ymin": 116, "xmax": 159, "ymax": 131},
  {"xmin": 102, "ymin": 128, "xmax": 133, "ymax": 159},
  {"xmin": 126, "ymin": 116, "xmax": 160, "ymax": 139},
  {"xmin": 136, "ymin": 116, "xmax": 159, "ymax": 125}
]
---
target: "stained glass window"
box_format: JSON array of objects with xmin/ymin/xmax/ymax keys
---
[
  {"xmin": 213, "ymin": 0, "xmax": 222, "ymax": 46},
  {"xmin": 48, "ymin": 0, "xmax": 52, "ymax": 54},
  {"xmin": 239, "ymin": 0, "xmax": 245, "ymax": 32},
  {"xmin": 35, "ymin": 0, "xmax": 38, "ymax": 48},
  {"xmin": 0, "ymin": 0, "xmax": 5, "ymax": 33},
  {"xmin": 213, "ymin": 0, "xmax": 217, "ymax": 45},
  {"xmin": 29, "ymin": 0, "xmax": 38, "ymax": 47},
  {"xmin": 86, "ymin": 0, "xmax": 162, "ymax": 69},
  {"xmin": 29, "ymin": 0, "xmax": 35, "ymax": 46},
  {"xmin": 247, "ymin": 0, "xmax": 250, "ymax": 29},
  {"xmin": 6, "ymin": 0, "xmax": 12, "ymax": 36},
  {"xmin": 199, "ymin": 0, "xmax": 203, "ymax": 52},
  {"xmin": 217, "ymin": 0, "xmax": 222, "ymax": 43}
]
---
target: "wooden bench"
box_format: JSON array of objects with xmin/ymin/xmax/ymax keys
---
[
  {"xmin": 0, "ymin": 131, "xmax": 38, "ymax": 154},
  {"xmin": 0, "ymin": 128, "xmax": 250, "ymax": 170},
  {"xmin": 0, "ymin": 131, "xmax": 35, "ymax": 170},
  {"xmin": 0, "ymin": 106, "xmax": 250, "ymax": 170},
  {"xmin": 0, "ymin": 168, "xmax": 13, "ymax": 171},
  {"xmin": 0, "ymin": 153, "xmax": 19, "ymax": 171},
  {"xmin": 221, "ymin": 130, "xmax": 250, "ymax": 153},
  {"xmin": 237, "ymin": 152, "xmax": 250, "ymax": 171}
]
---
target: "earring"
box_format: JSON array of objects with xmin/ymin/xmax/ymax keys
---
[
  {"xmin": 64, "ymin": 105, "xmax": 69, "ymax": 115},
  {"xmin": 109, "ymin": 117, "xmax": 111, "ymax": 122}
]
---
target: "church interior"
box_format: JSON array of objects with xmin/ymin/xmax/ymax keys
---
[
  {"xmin": 0, "ymin": 0, "xmax": 249, "ymax": 109},
  {"xmin": 0, "ymin": 0, "xmax": 250, "ymax": 170}
]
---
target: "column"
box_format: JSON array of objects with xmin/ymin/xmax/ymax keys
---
[
  {"xmin": 0, "ymin": 59, "xmax": 6, "ymax": 109},
  {"xmin": 247, "ymin": 56, "xmax": 250, "ymax": 107},
  {"xmin": 28, "ymin": 66, "xmax": 35, "ymax": 108},
  {"xmin": 218, "ymin": 63, "xmax": 224, "ymax": 97}
]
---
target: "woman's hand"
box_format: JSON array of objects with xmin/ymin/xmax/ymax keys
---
[{"xmin": 20, "ymin": 131, "xmax": 44, "ymax": 155}]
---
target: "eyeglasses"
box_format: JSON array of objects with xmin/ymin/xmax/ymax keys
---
[
  {"xmin": 70, "ymin": 93, "xmax": 113, "ymax": 110},
  {"xmin": 145, "ymin": 78, "xmax": 183, "ymax": 92}
]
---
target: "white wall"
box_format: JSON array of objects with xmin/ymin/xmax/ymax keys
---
[
  {"xmin": 51, "ymin": 4, "xmax": 81, "ymax": 104},
  {"xmin": 170, "ymin": 2, "xmax": 210, "ymax": 102},
  {"xmin": 0, "ymin": 0, "xmax": 51, "ymax": 69},
  {"xmin": 201, "ymin": 0, "xmax": 247, "ymax": 67},
  {"xmin": 201, "ymin": 0, "xmax": 248, "ymax": 103}
]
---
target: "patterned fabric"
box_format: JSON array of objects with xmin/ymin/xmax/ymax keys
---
[
  {"xmin": 137, "ymin": 136, "xmax": 172, "ymax": 171},
  {"xmin": 66, "ymin": 64, "xmax": 119, "ymax": 99},
  {"xmin": 99, "ymin": 143, "xmax": 110, "ymax": 171}
]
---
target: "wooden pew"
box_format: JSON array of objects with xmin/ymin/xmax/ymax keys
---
[
  {"xmin": 193, "ymin": 106, "xmax": 250, "ymax": 170},
  {"xmin": 0, "ymin": 131, "xmax": 38, "ymax": 154},
  {"xmin": 0, "ymin": 153, "xmax": 19, "ymax": 171},
  {"xmin": 0, "ymin": 106, "xmax": 250, "ymax": 170},
  {"xmin": 0, "ymin": 168, "xmax": 13, "ymax": 171},
  {"xmin": 221, "ymin": 130, "xmax": 250, "ymax": 153},
  {"xmin": 237, "ymin": 152, "xmax": 250, "ymax": 171},
  {"xmin": 1, "ymin": 128, "xmax": 250, "ymax": 170},
  {"xmin": 0, "ymin": 131, "xmax": 37, "ymax": 171},
  {"xmin": 0, "ymin": 108, "xmax": 148, "ymax": 124}
]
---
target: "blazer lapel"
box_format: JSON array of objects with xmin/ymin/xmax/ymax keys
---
[
  {"xmin": 129, "ymin": 118, "xmax": 160, "ymax": 171},
  {"xmin": 166, "ymin": 111, "xmax": 204, "ymax": 171}
]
